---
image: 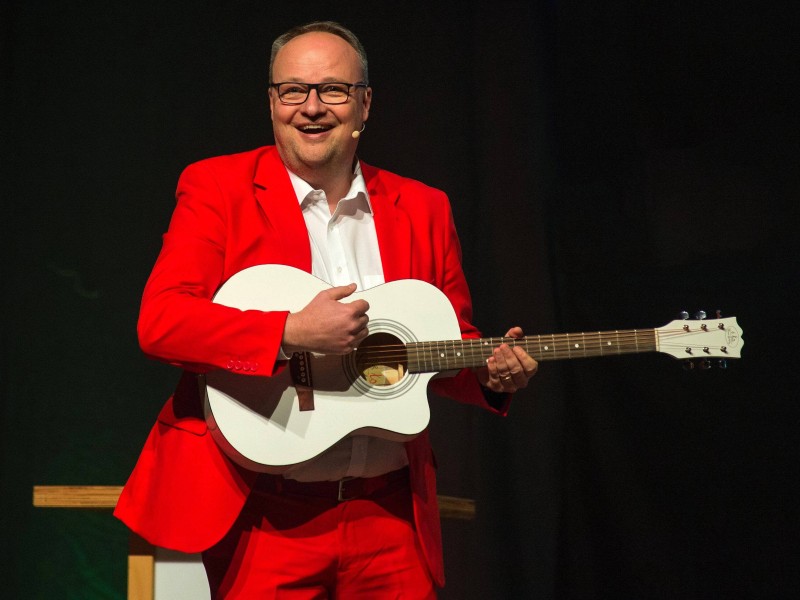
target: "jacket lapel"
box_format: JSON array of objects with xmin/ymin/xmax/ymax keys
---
[
  {"xmin": 362, "ymin": 162, "xmax": 412, "ymax": 282},
  {"xmin": 249, "ymin": 153, "xmax": 411, "ymax": 279},
  {"xmin": 252, "ymin": 148, "xmax": 312, "ymax": 271}
]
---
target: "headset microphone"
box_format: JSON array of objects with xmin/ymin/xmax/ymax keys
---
[{"xmin": 352, "ymin": 123, "xmax": 366, "ymax": 139}]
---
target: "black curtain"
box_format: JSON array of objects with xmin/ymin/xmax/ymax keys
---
[{"xmin": 3, "ymin": 2, "xmax": 797, "ymax": 598}]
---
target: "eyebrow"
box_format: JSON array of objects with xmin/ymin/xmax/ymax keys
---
[{"xmin": 275, "ymin": 77, "xmax": 354, "ymax": 84}]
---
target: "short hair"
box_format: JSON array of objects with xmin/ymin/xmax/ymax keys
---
[{"xmin": 269, "ymin": 21, "xmax": 369, "ymax": 85}]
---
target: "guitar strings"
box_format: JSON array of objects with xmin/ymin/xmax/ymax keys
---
[
  {"xmin": 354, "ymin": 331, "xmax": 655, "ymax": 364},
  {"xmin": 351, "ymin": 327, "xmax": 722, "ymax": 368}
]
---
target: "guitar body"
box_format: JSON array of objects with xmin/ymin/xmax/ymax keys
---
[{"xmin": 204, "ymin": 264, "xmax": 461, "ymax": 472}]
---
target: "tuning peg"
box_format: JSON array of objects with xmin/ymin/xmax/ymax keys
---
[
  {"xmin": 715, "ymin": 309, "xmax": 723, "ymax": 319},
  {"xmin": 682, "ymin": 360, "xmax": 695, "ymax": 371},
  {"xmin": 718, "ymin": 359, "xmax": 728, "ymax": 369},
  {"xmin": 699, "ymin": 358, "xmax": 711, "ymax": 370},
  {"xmin": 695, "ymin": 310, "xmax": 707, "ymax": 320},
  {"xmin": 679, "ymin": 310, "xmax": 690, "ymax": 319}
]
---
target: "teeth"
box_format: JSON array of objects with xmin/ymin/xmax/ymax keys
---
[{"xmin": 300, "ymin": 125, "xmax": 329, "ymax": 132}]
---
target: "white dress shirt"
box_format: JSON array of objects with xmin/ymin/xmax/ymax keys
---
[{"xmin": 281, "ymin": 163, "xmax": 409, "ymax": 482}]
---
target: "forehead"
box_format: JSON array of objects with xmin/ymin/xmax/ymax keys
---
[{"xmin": 273, "ymin": 32, "xmax": 362, "ymax": 81}]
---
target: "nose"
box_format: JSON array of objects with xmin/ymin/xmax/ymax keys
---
[{"xmin": 301, "ymin": 88, "xmax": 326, "ymax": 116}]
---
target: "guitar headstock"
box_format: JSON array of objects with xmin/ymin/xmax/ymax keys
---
[{"xmin": 655, "ymin": 312, "xmax": 743, "ymax": 364}]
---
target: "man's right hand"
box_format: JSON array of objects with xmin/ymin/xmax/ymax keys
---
[{"xmin": 282, "ymin": 283, "xmax": 370, "ymax": 355}]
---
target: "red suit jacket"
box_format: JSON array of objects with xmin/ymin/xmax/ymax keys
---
[{"xmin": 114, "ymin": 146, "xmax": 510, "ymax": 586}]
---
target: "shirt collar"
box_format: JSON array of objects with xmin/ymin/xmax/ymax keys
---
[{"xmin": 286, "ymin": 161, "xmax": 372, "ymax": 214}]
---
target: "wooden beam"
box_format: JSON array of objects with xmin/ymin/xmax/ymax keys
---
[
  {"xmin": 32, "ymin": 485, "xmax": 475, "ymax": 519},
  {"xmin": 33, "ymin": 485, "xmax": 122, "ymax": 508}
]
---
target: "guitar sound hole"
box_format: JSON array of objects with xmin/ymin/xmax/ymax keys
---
[{"xmin": 355, "ymin": 332, "xmax": 408, "ymax": 387}]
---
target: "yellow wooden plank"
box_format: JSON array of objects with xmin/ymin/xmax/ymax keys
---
[
  {"xmin": 437, "ymin": 494, "xmax": 476, "ymax": 520},
  {"xmin": 32, "ymin": 485, "xmax": 475, "ymax": 518},
  {"xmin": 32, "ymin": 485, "xmax": 122, "ymax": 508},
  {"xmin": 128, "ymin": 534, "xmax": 155, "ymax": 600}
]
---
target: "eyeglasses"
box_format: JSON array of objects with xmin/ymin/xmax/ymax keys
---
[{"xmin": 270, "ymin": 81, "xmax": 368, "ymax": 105}]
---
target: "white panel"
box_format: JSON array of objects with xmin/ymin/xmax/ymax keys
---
[{"xmin": 153, "ymin": 549, "xmax": 210, "ymax": 600}]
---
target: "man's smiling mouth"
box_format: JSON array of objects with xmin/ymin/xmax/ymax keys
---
[{"xmin": 297, "ymin": 124, "xmax": 333, "ymax": 134}]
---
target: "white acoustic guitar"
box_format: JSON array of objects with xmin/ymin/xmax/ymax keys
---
[{"xmin": 203, "ymin": 264, "xmax": 744, "ymax": 472}]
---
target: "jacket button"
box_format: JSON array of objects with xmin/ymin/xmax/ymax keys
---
[{"xmin": 226, "ymin": 360, "xmax": 235, "ymax": 370}]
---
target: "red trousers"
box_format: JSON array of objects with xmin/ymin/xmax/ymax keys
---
[{"xmin": 202, "ymin": 470, "xmax": 436, "ymax": 599}]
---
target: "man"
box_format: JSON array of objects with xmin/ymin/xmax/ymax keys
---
[{"xmin": 115, "ymin": 21, "xmax": 537, "ymax": 598}]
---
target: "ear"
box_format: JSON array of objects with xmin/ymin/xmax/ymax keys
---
[
  {"xmin": 361, "ymin": 86, "xmax": 372, "ymax": 123},
  {"xmin": 268, "ymin": 87, "xmax": 276, "ymax": 121}
]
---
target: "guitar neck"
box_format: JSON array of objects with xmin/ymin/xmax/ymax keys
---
[{"xmin": 406, "ymin": 329, "xmax": 657, "ymax": 373}]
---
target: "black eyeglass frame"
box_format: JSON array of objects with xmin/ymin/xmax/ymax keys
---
[{"xmin": 270, "ymin": 81, "xmax": 369, "ymax": 105}]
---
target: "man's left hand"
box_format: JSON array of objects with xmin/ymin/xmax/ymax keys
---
[{"xmin": 477, "ymin": 326, "xmax": 538, "ymax": 393}]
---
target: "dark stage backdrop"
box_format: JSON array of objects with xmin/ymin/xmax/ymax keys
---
[{"xmin": 3, "ymin": 2, "xmax": 798, "ymax": 598}]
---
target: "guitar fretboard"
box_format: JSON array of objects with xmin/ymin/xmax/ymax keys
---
[{"xmin": 406, "ymin": 329, "xmax": 658, "ymax": 373}]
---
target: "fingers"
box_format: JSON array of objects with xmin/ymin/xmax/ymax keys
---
[
  {"xmin": 283, "ymin": 284, "xmax": 370, "ymax": 355},
  {"xmin": 333, "ymin": 297, "xmax": 370, "ymax": 354},
  {"xmin": 487, "ymin": 347, "xmax": 526, "ymax": 389},
  {"xmin": 350, "ymin": 311, "xmax": 370, "ymax": 348},
  {"xmin": 326, "ymin": 285, "xmax": 370, "ymax": 323},
  {"xmin": 326, "ymin": 283, "xmax": 358, "ymax": 301},
  {"xmin": 342, "ymin": 296, "xmax": 370, "ymax": 350},
  {"xmin": 484, "ymin": 334, "xmax": 538, "ymax": 392}
]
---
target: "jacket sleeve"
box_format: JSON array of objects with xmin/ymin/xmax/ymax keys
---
[
  {"xmin": 137, "ymin": 160, "xmax": 287, "ymax": 376},
  {"xmin": 426, "ymin": 190, "xmax": 512, "ymax": 416}
]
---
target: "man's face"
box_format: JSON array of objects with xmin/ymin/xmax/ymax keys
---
[{"xmin": 269, "ymin": 32, "xmax": 371, "ymax": 179}]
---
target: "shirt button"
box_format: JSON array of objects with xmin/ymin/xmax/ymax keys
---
[{"xmin": 336, "ymin": 267, "xmax": 343, "ymax": 274}]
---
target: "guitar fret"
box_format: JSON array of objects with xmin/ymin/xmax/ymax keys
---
[
  {"xmin": 546, "ymin": 335, "xmax": 556, "ymax": 359},
  {"xmin": 428, "ymin": 342, "xmax": 438, "ymax": 370},
  {"xmin": 557, "ymin": 333, "xmax": 568, "ymax": 360},
  {"xmin": 451, "ymin": 339, "xmax": 462, "ymax": 369},
  {"xmin": 411, "ymin": 342, "xmax": 421, "ymax": 373}
]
